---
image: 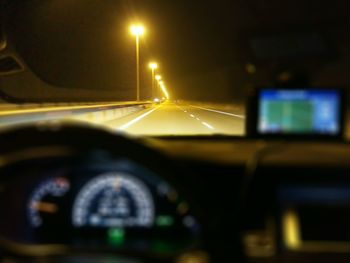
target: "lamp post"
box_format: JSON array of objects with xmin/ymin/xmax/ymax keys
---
[
  {"xmin": 155, "ymin": 75, "xmax": 162, "ymax": 99},
  {"xmin": 130, "ymin": 24, "xmax": 145, "ymax": 101},
  {"xmin": 159, "ymin": 82, "xmax": 170, "ymax": 100},
  {"xmin": 149, "ymin": 62, "xmax": 158, "ymax": 99}
]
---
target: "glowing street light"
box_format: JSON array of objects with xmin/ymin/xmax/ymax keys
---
[
  {"xmin": 130, "ymin": 24, "xmax": 145, "ymax": 101},
  {"xmin": 149, "ymin": 62, "xmax": 158, "ymax": 70},
  {"xmin": 130, "ymin": 25, "xmax": 145, "ymax": 36},
  {"xmin": 155, "ymin": 75, "xmax": 162, "ymax": 81},
  {"xmin": 149, "ymin": 62, "xmax": 158, "ymax": 98}
]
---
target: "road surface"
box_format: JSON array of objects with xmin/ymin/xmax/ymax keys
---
[
  {"xmin": 0, "ymin": 101, "xmax": 245, "ymax": 136},
  {"xmin": 105, "ymin": 102, "xmax": 245, "ymax": 136}
]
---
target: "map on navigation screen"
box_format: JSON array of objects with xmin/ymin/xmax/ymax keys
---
[{"xmin": 258, "ymin": 89, "xmax": 341, "ymax": 135}]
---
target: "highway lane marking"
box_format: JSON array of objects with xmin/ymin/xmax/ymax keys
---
[
  {"xmin": 117, "ymin": 106, "xmax": 160, "ymax": 130},
  {"xmin": 175, "ymin": 104, "xmax": 215, "ymax": 131},
  {"xmin": 175, "ymin": 105, "xmax": 187, "ymax": 113},
  {"xmin": 201, "ymin": 122, "xmax": 214, "ymax": 130},
  {"xmin": 190, "ymin": 105, "xmax": 245, "ymax": 119}
]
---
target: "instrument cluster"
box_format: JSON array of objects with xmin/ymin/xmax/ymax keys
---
[{"xmin": 0, "ymin": 154, "xmax": 200, "ymax": 256}]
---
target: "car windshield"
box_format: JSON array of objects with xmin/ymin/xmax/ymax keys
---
[{"xmin": 0, "ymin": 1, "xmax": 348, "ymax": 136}]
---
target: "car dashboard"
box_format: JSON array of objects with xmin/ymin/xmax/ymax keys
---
[
  {"xmin": 0, "ymin": 154, "xmax": 199, "ymax": 255},
  {"xmin": 1, "ymin": 123, "xmax": 350, "ymax": 263}
]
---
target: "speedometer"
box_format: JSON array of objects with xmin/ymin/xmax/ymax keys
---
[
  {"xmin": 28, "ymin": 177, "xmax": 70, "ymax": 228},
  {"xmin": 72, "ymin": 172, "xmax": 155, "ymax": 228}
]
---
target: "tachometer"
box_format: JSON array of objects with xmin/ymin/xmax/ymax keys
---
[
  {"xmin": 72, "ymin": 172, "xmax": 154, "ymax": 228},
  {"xmin": 28, "ymin": 177, "xmax": 70, "ymax": 227}
]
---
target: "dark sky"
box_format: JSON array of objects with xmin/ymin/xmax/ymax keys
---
[{"xmin": 5, "ymin": 0, "xmax": 350, "ymax": 102}]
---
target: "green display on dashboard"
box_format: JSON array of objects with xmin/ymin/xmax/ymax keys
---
[
  {"xmin": 108, "ymin": 228, "xmax": 125, "ymax": 245},
  {"xmin": 156, "ymin": 215, "xmax": 174, "ymax": 227},
  {"xmin": 265, "ymin": 101, "xmax": 314, "ymax": 132}
]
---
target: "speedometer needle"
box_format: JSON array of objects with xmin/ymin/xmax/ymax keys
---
[{"xmin": 31, "ymin": 202, "xmax": 58, "ymax": 213}]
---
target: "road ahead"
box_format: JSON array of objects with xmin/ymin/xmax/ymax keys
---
[
  {"xmin": 105, "ymin": 102, "xmax": 245, "ymax": 136},
  {"xmin": 0, "ymin": 101, "xmax": 245, "ymax": 136}
]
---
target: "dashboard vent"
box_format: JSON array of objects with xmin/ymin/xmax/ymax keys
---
[{"xmin": 0, "ymin": 55, "xmax": 24, "ymax": 75}]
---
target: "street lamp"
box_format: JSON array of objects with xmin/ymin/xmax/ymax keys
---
[
  {"xmin": 160, "ymin": 82, "xmax": 170, "ymax": 100},
  {"xmin": 130, "ymin": 24, "xmax": 145, "ymax": 101},
  {"xmin": 158, "ymin": 80, "xmax": 165, "ymax": 99},
  {"xmin": 149, "ymin": 62, "xmax": 158, "ymax": 99},
  {"xmin": 155, "ymin": 75, "xmax": 162, "ymax": 98}
]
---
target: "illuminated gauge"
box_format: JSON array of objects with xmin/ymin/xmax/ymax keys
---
[
  {"xmin": 28, "ymin": 177, "xmax": 70, "ymax": 227},
  {"xmin": 72, "ymin": 173, "xmax": 154, "ymax": 228}
]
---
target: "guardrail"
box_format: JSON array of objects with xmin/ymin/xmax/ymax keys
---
[{"xmin": 0, "ymin": 101, "xmax": 154, "ymax": 127}]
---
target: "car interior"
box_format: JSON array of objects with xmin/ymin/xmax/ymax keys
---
[{"xmin": 1, "ymin": 1, "xmax": 350, "ymax": 263}]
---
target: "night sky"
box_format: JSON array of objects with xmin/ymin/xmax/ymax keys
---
[{"xmin": 5, "ymin": 0, "xmax": 350, "ymax": 102}]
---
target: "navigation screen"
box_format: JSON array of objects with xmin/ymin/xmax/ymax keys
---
[{"xmin": 258, "ymin": 89, "xmax": 341, "ymax": 135}]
